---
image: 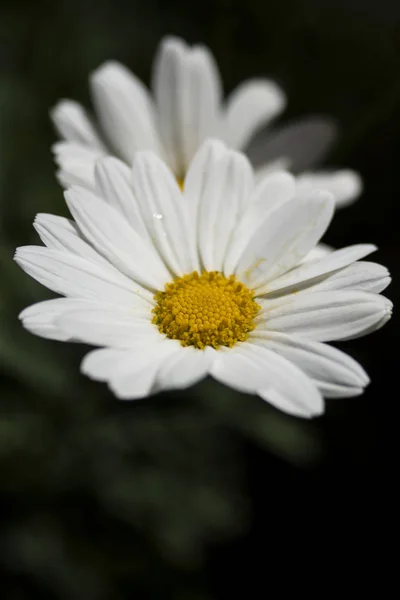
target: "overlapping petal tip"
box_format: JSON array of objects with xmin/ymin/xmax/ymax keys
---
[
  {"xmin": 52, "ymin": 141, "xmax": 101, "ymax": 189},
  {"xmin": 302, "ymin": 243, "xmax": 333, "ymax": 263}
]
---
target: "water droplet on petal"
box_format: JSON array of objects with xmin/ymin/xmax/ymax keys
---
[{"xmin": 153, "ymin": 212, "xmax": 163, "ymax": 220}]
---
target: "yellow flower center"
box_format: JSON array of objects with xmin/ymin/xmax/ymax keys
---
[
  {"xmin": 152, "ymin": 271, "xmax": 260, "ymax": 349},
  {"xmin": 177, "ymin": 177, "xmax": 184, "ymax": 191}
]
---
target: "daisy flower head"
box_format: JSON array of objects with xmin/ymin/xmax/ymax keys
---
[
  {"xmin": 15, "ymin": 141, "xmax": 391, "ymax": 418},
  {"xmin": 51, "ymin": 36, "xmax": 361, "ymax": 208}
]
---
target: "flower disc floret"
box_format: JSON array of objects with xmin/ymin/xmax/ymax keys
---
[{"xmin": 152, "ymin": 271, "xmax": 260, "ymax": 349}]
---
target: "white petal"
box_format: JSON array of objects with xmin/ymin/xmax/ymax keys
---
[
  {"xmin": 211, "ymin": 344, "xmax": 323, "ymax": 418},
  {"xmin": 296, "ymin": 170, "xmax": 362, "ymax": 208},
  {"xmin": 258, "ymin": 244, "xmax": 377, "ymax": 296},
  {"xmin": 52, "ymin": 142, "xmax": 101, "ymax": 189},
  {"xmin": 155, "ymin": 345, "xmax": 216, "ymax": 392},
  {"xmin": 57, "ymin": 305, "xmax": 157, "ymax": 348},
  {"xmin": 223, "ymin": 79, "xmax": 286, "ymax": 150},
  {"xmin": 83, "ymin": 342, "xmax": 179, "ymax": 399},
  {"xmin": 251, "ymin": 331, "xmax": 369, "ymax": 398},
  {"xmin": 223, "ymin": 171, "xmax": 296, "ymax": 276},
  {"xmin": 258, "ymin": 290, "xmax": 393, "ymax": 341},
  {"xmin": 183, "ymin": 138, "xmax": 226, "ymax": 227},
  {"xmin": 94, "ymin": 157, "xmax": 149, "ymax": 240},
  {"xmin": 33, "ymin": 213, "xmax": 155, "ymax": 302},
  {"xmin": 131, "ymin": 151, "xmax": 198, "ymax": 274},
  {"xmin": 310, "ymin": 261, "xmax": 391, "ymax": 293},
  {"xmin": 152, "ymin": 36, "xmax": 222, "ymax": 176},
  {"xmin": 82, "ymin": 347, "xmax": 136, "ymax": 381},
  {"xmin": 14, "ymin": 246, "xmax": 151, "ymax": 306},
  {"xmin": 50, "ymin": 100, "xmax": 106, "ymax": 151},
  {"xmin": 247, "ymin": 116, "xmax": 338, "ymax": 172},
  {"xmin": 236, "ymin": 190, "xmax": 335, "ymax": 288},
  {"xmin": 19, "ymin": 298, "xmax": 106, "ymax": 341},
  {"xmin": 65, "ymin": 186, "xmax": 170, "ymax": 290},
  {"xmin": 90, "ymin": 61, "xmax": 163, "ymax": 163},
  {"xmin": 34, "ymin": 213, "xmax": 110, "ymax": 266},
  {"xmin": 111, "ymin": 362, "xmax": 162, "ymax": 400},
  {"xmin": 109, "ymin": 341, "xmax": 179, "ymax": 400},
  {"xmin": 193, "ymin": 146, "xmax": 254, "ymax": 271}
]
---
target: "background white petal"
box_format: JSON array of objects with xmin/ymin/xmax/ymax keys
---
[
  {"xmin": 152, "ymin": 37, "xmax": 222, "ymax": 176},
  {"xmin": 222, "ymin": 79, "xmax": 286, "ymax": 150},
  {"xmin": 51, "ymin": 100, "xmax": 106, "ymax": 150},
  {"xmin": 90, "ymin": 61, "xmax": 163, "ymax": 163},
  {"xmin": 296, "ymin": 169, "xmax": 362, "ymax": 207},
  {"xmin": 247, "ymin": 116, "xmax": 338, "ymax": 172}
]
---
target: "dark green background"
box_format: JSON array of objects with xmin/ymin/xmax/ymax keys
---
[{"xmin": 1, "ymin": 0, "xmax": 398, "ymax": 597}]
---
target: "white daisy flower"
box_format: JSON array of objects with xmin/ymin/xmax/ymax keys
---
[
  {"xmin": 51, "ymin": 36, "xmax": 361, "ymax": 208},
  {"xmin": 15, "ymin": 141, "xmax": 391, "ymax": 417}
]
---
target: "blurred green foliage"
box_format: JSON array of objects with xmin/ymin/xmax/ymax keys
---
[{"xmin": 0, "ymin": 0, "xmax": 399, "ymax": 597}]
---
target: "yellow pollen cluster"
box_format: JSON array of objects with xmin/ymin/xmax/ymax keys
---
[
  {"xmin": 152, "ymin": 271, "xmax": 260, "ymax": 349},
  {"xmin": 177, "ymin": 177, "xmax": 184, "ymax": 191}
]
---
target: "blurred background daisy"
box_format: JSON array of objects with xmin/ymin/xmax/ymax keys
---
[{"xmin": 0, "ymin": 0, "xmax": 398, "ymax": 597}]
